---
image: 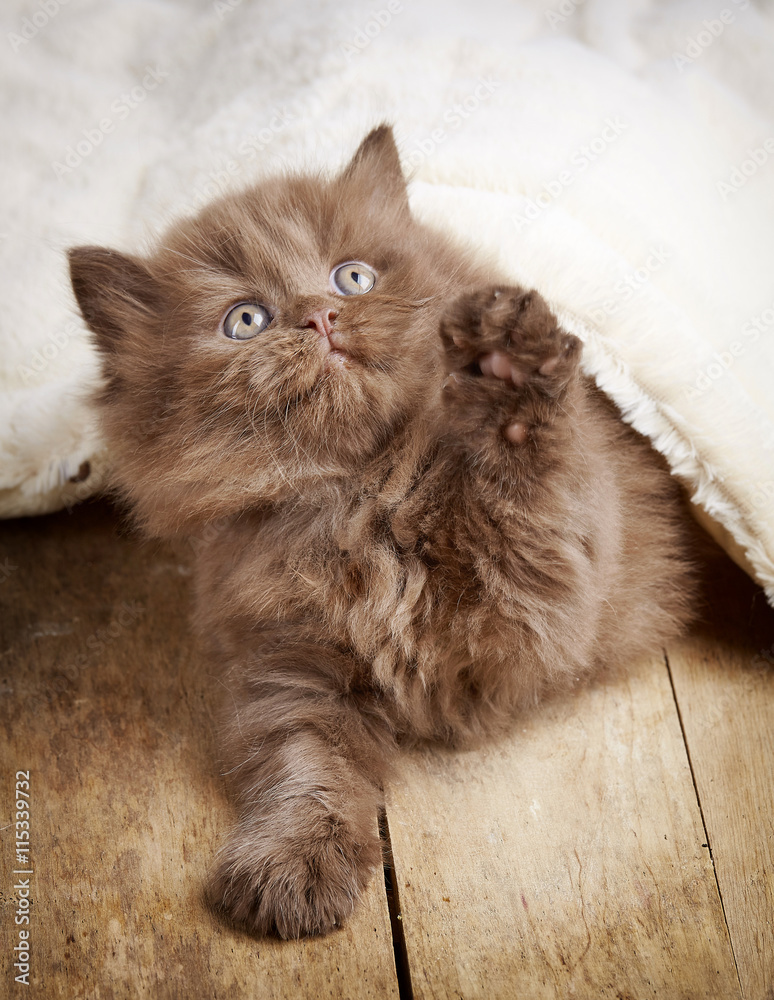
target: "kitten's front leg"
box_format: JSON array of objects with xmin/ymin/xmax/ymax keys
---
[
  {"xmin": 208, "ymin": 638, "xmax": 395, "ymax": 939},
  {"xmin": 439, "ymin": 285, "xmax": 581, "ymax": 471}
]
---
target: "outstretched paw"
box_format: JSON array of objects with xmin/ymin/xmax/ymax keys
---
[
  {"xmin": 439, "ymin": 285, "xmax": 581, "ymax": 445},
  {"xmin": 207, "ymin": 806, "xmax": 381, "ymax": 939}
]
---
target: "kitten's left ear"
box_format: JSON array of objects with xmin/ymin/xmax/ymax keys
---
[
  {"xmin": 68, "ymin": 246, "xmax": 161, "ymax": 352},
  {"xmin": 340, "ymin": 125, "xmax": 409, "ymax": 219}
]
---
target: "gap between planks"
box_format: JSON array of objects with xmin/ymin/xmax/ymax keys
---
[
  {"xmin": 379, "ymin": 807, "xmax": 415, "ymax": 1000},
  {"xmin": 665, "ymin": 648, "xmax": 744, "ymax": 996}
]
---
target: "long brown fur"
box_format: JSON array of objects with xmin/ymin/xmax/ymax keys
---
[{"xmin": 68, "ymin": 125, "xmax": 696, "ymax": 939}]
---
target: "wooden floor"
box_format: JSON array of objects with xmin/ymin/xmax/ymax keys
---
[{"xmin": 1, "ymin": 500, "xmax": 772, "ymax": 999}]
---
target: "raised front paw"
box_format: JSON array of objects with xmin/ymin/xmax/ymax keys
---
[
  {"xmin": 439, "ymin": 285, "xmax": 581, "ymax": 445},
  {"xmin": 207, "ymin": 805, "xmax": 381, "ymax": 939},
  {"xmin": 440, "ymin": 285, "xmax": 581, "ymax": 394}
]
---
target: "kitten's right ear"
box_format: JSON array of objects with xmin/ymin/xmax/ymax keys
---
[{"xmin": 68, "ymin": 246, "xmax": 160, "ymax": 351}]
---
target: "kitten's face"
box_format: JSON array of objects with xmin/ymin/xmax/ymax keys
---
[{"xmin": 70, "ymin": 127, "xmax": 482, "ymax": 532}]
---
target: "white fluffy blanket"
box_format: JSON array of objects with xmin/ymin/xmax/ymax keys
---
[{"xmin": 2, "ymin": 0, "xmax": 774, "ymax": 603}]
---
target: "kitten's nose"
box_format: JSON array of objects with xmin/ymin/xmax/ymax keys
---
[{"xmin": 302, "ymin": 308, "xmax": 338, "ymax": 339}]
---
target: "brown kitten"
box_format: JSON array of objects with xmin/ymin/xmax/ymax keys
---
[{"xmin": 68, "ymin": 126, "xmax": 696, "ymax": 939}]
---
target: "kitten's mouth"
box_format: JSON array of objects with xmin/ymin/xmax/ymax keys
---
[{"xmin": 318, "ymin": 330, "xmax": 351, "ymax": 370}]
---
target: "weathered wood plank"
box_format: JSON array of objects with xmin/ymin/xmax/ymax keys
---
[
  {"xmin": 0, "ymin": 502, "xmax": 398, "ymax": 999},
  {"xmin": 668, "ymin": 561, "xmax": 774, "ymax": 1000},
  {"xmin": 386, "ymin": 651, "xmax": 741, "ymax": 999}
]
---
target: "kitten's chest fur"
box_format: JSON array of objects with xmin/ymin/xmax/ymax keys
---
[{"xmin": 195, "ymin": 443, "xmax": 557, "ymax": 735}]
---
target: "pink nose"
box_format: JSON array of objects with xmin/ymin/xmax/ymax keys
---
[{"xmin": 302, "ymin": 308, "xmax": 338, "ymax": 338}]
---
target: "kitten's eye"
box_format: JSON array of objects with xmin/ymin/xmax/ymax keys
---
[
  {"xmin": 331, "ymin": 262, "xmax": 376, "ymax": 296},
  {"xmin": 222, "ymin": 302, "xmax": 272, "ymax": 340}
]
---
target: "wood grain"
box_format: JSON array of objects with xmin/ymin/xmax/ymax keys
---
[
  {"xmin": 668, "ymin": 561, "xmax": 774, "ymax": 1000},
  {"xmin": 0, "ymin": 502, "xmax": 398, "ymax": 999},
  {"xmin": 385, "ymin": 652, "xmax": 741, "ymax": 999}
]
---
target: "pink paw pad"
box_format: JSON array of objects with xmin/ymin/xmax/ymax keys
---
[
  {"xmin": 538, "ymin": 354, "xmax": 561, "ymax": 376},
  {"xmin": 503, "ymin": 421, "xmax": 528, "ymax": 445},
  {"xmin": 477, "ymin": 352, "xmax": 534, "ymax": 445},
  {"xmin": 478, "ymin": 351, "xmax": 527, "ymax": 387}
]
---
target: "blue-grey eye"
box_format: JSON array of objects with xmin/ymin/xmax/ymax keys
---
[
  {"xmin": 331, "ymin": 262, "xmax": 376, "ymax": 296},
  {"xmin": 223, "ymin": 302, "xmax": 272, "ymax": 340}
]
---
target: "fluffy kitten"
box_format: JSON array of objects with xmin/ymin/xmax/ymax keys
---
[{"xmin": 68, "ymin": 125, "xmax": 695, "ymax": 939}]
